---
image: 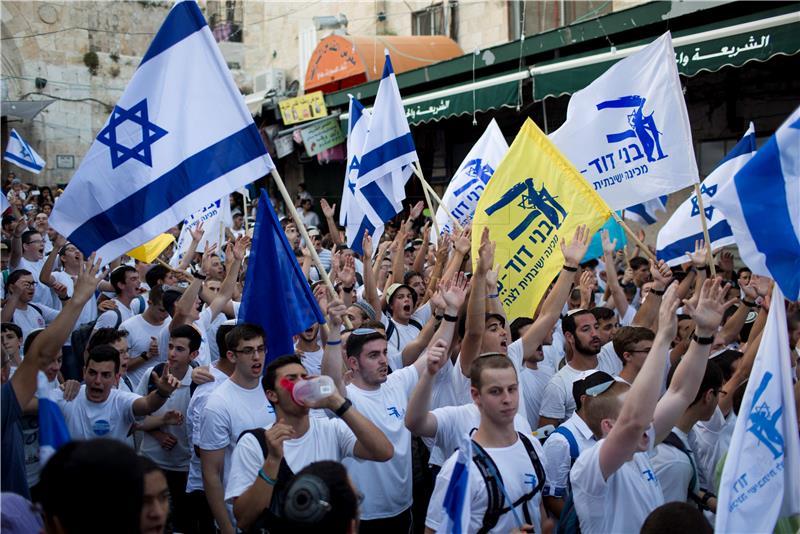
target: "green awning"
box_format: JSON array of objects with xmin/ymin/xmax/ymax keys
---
[
  {"xmin": 531, "ymin": 11, "xmax": 800, "ymax": 100},
  {"xmin": 403, "ymin": 78, "xmax": 519, "ymax": 125}
]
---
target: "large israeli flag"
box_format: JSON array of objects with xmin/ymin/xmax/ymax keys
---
[
  {"xmin": 50, "ymin": 0, "xmax": 273, "ymax": 263},
  {"xmin": 341, "ymin": 96, "xmax": 383, "ymax": 254},
  {"xmin": 657, "ymin": 124, "xmax": 756, "ymax": 266},
  {"xmin": 715, "ymin": 285, "xmax": 800, "ymax": 532},
  {"xmin": 3, "ymin": 129, "xmax": 46, "ymax": 174},
  {"xmin": 354, "ymin": 51, "xmax": 416, "ymax": 234},
  {"xmin": 550, "ymin": 32, "xmax": 698, "ymax": 210},
  {"xmin": 624, "ymin": 196, "xmax": 667, "ymax": 226},
  {"xmin": 435, "ymin": 119, "xmax": 508, "ymax": 237},
  {"xmin": 711, "ymin": 106, "xmax": 800, "ymax": 300}
]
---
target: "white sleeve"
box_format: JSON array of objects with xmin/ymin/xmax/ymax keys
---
[
  {"xmin": 94, "ymin": 310, "xmax": 118, "ymax": 330},
  {"xmin": 224, "ymin": 433, "xmax": 264, "ymax": 503},
  {"xmin": 41, "ymin": 305, "xmax": 61, "ymax": 323},
  {"xmin": 538, "ymin": 376, "xmax": 567, "ymax": 420},
  {"xmin": 620, "ymin": 305, "xmax": 637, "ymax": 327},
  {"xmin": 507, "ymin": 339, "xmax": 525, "ymax": 371},
  {"xmin": 332, "ymin": 419, "xmax": 357, "ymax": 459},
  {"xmin": 570, "ymin": 440, "xmax": 608, "ymax": 499},
  {"xmin": 542, "ymin": 434, "xmax": 572, "ymax": 498},
  {"xmin": 197, "ymin": 403, "xmax": 230, "ymax": 451},
  {"xmin": 450, "ymin": 356, "xmax": 472, "ymax": 405},
  {"xmin": 115, "ymin": 390, "xmax": 141, "ymax": 425},
  {"xmin": 432, "ymin": 406, "xmax": 467, "ymax": 456}
]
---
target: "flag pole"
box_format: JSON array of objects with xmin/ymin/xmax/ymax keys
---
[
  {"xmin": 241, "ymin": 188, "xmax": 251, "ymax": 232},
  {"xmin": 420, "ymin": 177, "xmax": 441, "ymax": 238},
  {"xmin": 693, "ymin": 183, "xmax": 717, "ymax": 278},
  {"xmin": 269, "ymin": 168, "xmax": 353, "ymax": 329},
  {"xmin": 411, "ymin": 161, "xmax": 461, "ymax": 231},
  {"xmin": 611, "ymin": 211, "xmax": 657, "ymax": 261}
]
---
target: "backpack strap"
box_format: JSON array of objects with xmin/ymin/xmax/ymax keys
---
[
  {"xmin": 385, "ymin": 320, "xmax": 397, "ymax": 350},
  {"xmin": 661, "ymin": 431, "xmax": 698, "ymax": 501},
  {"xmin": 147, "ymin": 363, "xmax": 167, "ymax": 394},
  {"xmin": 553, "ymin": 426, "xmax": 581, "ymax": 464},
  {"xmin": 28, "ymin": 303, "xmax": 43, "ymax": 316},
  {"xmin": 134, "ymin": 295, "xmax": 145, "ymax": 314},
  {"xmin": 122, "ymin": 375, "xmax": 134, "ymax": 392},
  {"xmin": 112, "ymin": 307, "xmax": 123, "ymax": 330},
  {"xmin": 409, "ymin": 318, "xmax": 423, "ymax": 330}
]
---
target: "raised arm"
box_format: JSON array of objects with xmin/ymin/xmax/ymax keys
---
[
  {"xmin": 632, "ymin": 260, "xmax": 673, "ymax": 330},
  {"xmin": 177, "ymin": 222, "xmax": 206, "ymax": 272},
  {"xmin": 361, "ymin": 232, "xmax": 382, "ymax": 316},
  {"xmin": 319, "ymin": 199, "xmax": 343, "ymax": 245},
  {"xmin": 207, "ymin": 237, "xmax": 247, "ymax": 320},
  {"xmin": 442, "ymin": 225, "xmax": 471, "ymax": 283},
  {"xmin": 404, "ymin": 339, "xmax": 450, "ymax": 438},
  {"xmin": 391, "ymin": 226, "xmax": 407, "ymax": 285},
  {"xmin": 8, "ymin": 217, "xmax": 28, "ymax": 270},
  {"xmin": 412, "ymin": 222, "xmax": 431, "ymax": 275},
  {"xmin": 460, "ymin": 227, "xmax": 493, "ymax": 377},
  {"xmin": 321, "ymin": 296, "xmax": 347, "ymax": 396},
  {"xmin": 40, "ymin": 233, "xmax": 66, "ymax": 288},
  {"xmin": 132, "ymin": 362, "xmax": 181, "ymax": 416},
  {"xmin": 601, "ymin": 229, "xmax": 629, "ymax": 319}
]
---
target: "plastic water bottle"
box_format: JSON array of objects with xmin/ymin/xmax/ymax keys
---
[{"xmin": 291, "ymin": 376, "xmax": 335, "ymax": 405}]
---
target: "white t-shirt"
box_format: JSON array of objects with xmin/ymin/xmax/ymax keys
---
[
  {"xmin": 650, "ymin": 427, "xmax": 698, "ymax": 504},
  {"xmin": 185, "ymin": 365, "xmax": 229, "ymax": 493},
  {"xmin": 16, "ymin": 257, "xmax": 56, "ymax": 309},
  {"xmin": 597, "ymin": 341, "xmax": 622, "ymax": 376},
  {"xmin": 295, "ymin": 345, "xmax": 323, "ymax": 376},
  {"xmin": 691, "ymin": 406, "xmax": 735, "ymax": 491},
  {"xmin": 570, "ymin": 426, "xmax": 664, "ymax": 534},
  {"xmin": 120, "ymin": 314, "xmax": 170, "ymax": 387},
  {"xmin": 541, "ymin": 343, "xmax": 563, "ymax": 373},
  {"xmin": 344, "ymin": 365, "xmax": 419, "ymax": 519},
  {"xmin": 56, "ymin": 385, "xmax": 139, "ymax": 443},
  {"xmin": 542, "ymin": 412, "xmax": 596, "ymax": 498},
  {"xmin": 381, "ymin": 314, "xmax": 423, "ymax": 371},
  {"xmin": 197, "ymin": 379, "xmax": 276, "ymax": 490},
  {"xmin": 94, "ymin": 297, "xmax": 145, "ymax": 330},
  {"xmin": 50, "ymin": 270, "xmax": 98, "ymax": 330},
  {"xmin": 136, "ymin": 365, "xmax": 194, "ymax": 471},
  {"xmin": 539, "ymin": 362, "xmax": 597, "ymax": 422},
  {"xmin": 225, "ymin": 417, "xmax": 357, "ymax": 503},
  {"xmin": 13, "ymin": 303, "xmax": 59, "ymax": 343},
  {"xmin": 426, "ymin": 436, "xmax": 546, "ymax": 534},
  {"xmin": 520, "ymin": 365, "xmax": 554, "ymax": 431}
]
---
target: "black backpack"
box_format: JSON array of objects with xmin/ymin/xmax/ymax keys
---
[{"xmin": 471, "ymin": 432, "xmax": 547, "ymax": 534}]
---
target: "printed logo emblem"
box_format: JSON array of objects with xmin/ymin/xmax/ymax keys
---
[
  {"xmin": 485, "ymin": 178, "xmax": 566, "ymax": 240},
  {"xmin": 747, "ymin": 372, "xmax": 784, "ymax": 460},
  {"xmin": 387, "ymin": 406, "xmax": 404, "ymax": 419},
  {"xmin": 597, "ymin": 95, "xmax": 668, "ymax": 163},
  {"xmin": 92, "ymin": 419, "xmax": 111, "ymax": 436}
]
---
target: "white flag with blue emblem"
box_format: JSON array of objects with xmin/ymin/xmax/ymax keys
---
[
  {"xmin": 624, "ymin": 195, "xmax": 667, "ymax": 226},
  {"xmin": 550, "ymin": 32, "xmax": 699, "ymax": 210},
  {"xmin": 49, "ymin": 0, "xmax": 273, "ymax": 264},
  {"xmin": 710, "ymin": 106, "xmax": 800, "ymax": 300},
  {"xmin": 715, "ymin": 285, "xmax": 800, "ymax": 532},
  {"xmin": 354, "ymin": 51, "xmax": 417, "ymax": 235},
  {"xmin": 435, "ymin": 119, "xmax": 508, "ymax": 237},
  {"xmin": 169, "ymin": 196, "xmax": 232, "ymax": 267},
  {"xmin": 3, "ymin": 129, "xmax": 46, "ymax": 174},
  {"xmin": 656, "ymin": 124, "xmax": 757, "ymax": 266},
  {"xmin": 437, "ymin": 435, "xmax": 472, "ymax": 534},
  {"xmin": 341, "ymin": 96, "xmax": 383, "ymax": 254}
]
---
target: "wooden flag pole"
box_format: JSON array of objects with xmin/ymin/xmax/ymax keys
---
[
  {"xmin": 269, "ymin": 168, "xmax": 353, "ymax": 329},
  {"xmin": 420, "ymin": 177, "xmax": 441, "ymax": 238},
  {"xmin": 693, "ymin": 183, "xmax": 717, "ymax": 278},
  {"xmin": 611, "ymin": 211, "xmax": 657, "ymax": 262},
  {"xmin": 241, "ymin": 188, "xmax": 251, "ymax": 232},
  {"xmin": 411, "ymin": 161, "xmax": 461, "ymax": 231}
]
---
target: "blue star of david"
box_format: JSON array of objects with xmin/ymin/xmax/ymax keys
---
[
  {"xmin": 518, "ymin": 194, "xmax": 536, "ymax": 210},
  {"xmin": 690, "ymin": 183, "xmax": 717, "ymax": 218},
  {"xmin": 96, "ymin": 99, "xmax": 168, "ymax": 169},
  {"xmin": 18, "ymin": 141, "xmax": 34, "ymax": 162}
]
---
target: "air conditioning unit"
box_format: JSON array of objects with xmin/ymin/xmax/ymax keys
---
[{"xmin": 254, "ymin": 69, "xmax": 286, "ymax": 96}]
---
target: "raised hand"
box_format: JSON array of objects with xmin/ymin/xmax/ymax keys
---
[
  {"xmin": 476, "ymin": 227, "xmax": 495, "ymax": 275},
  {"xmin": 443, "ymin": 271, "xmax": 468, "ymax": 310},
  {"xmin": 650, "ymin": 259, "xmax": 673, "ymax": 289},
  {"xmin": 560, "ymin": 224, "xmax": 591, "ymax": 267},
  {"xmin": 60, "ymin": 380, "xmax": 81, "ymax": 401},
  {"xmin": 409, "ymin": 200, "xmax": 424, "ymax": 221},
  {"xmin": 429, "ymin": 283, "xmax": 446, "ymax": 311},
  {"xmin": 425, "ymin": 339, "xmax": 450, "ymax": 376},
  {"xmin": 750, "ymin": 274, "xmax": 771, "ymax": 297},
  {"xmin": 73, "ymin": 253, "xmax": 103, "ymax": 304},
  {"xmin": 454, "ymin": 224, "xmax": 472, "ymax": 255},
  {"xmin": 683, "ymin": 279, "xmax": 737, "ymax": 336},
  {"xmin": 339, "ymin": 256, "xmax": 356, "ymax": 288},
  {"xmin": 600, "ymin": 229, "xmax": 617, "ymax": 257},
  {"xmin": 486, "ymin": 265, "xmax": 500, "ymax": 294},
  {"xmin": 151, "ymin": 361, "xmax": 180, "ymax": 398},
  {"xmin": 717, "ymin": 249, "xmax": 735, "ymax": 273},
  {"xmin": 232, "ymin": 235, "xmax": 251, "ymax": 261},
  {"xmin": 741, "ymin": 279, "xmax": 758, "ymax": 302},
  {"xmin": 53, "ymin": 233, "xmax": 67, "ymax": 250},
  {"xmin": 313, "ymin": 283, "xmax": 329, "ymax": 316},
  {"xmin": 189, "ymin": 222, "xmax": 205, "ymax": 243},
  {"xmin": 361, "ymin": 230, "xmax": 373, "ymax": 259},
  {"xmin": 686, "ymin": 239, "xmax": 708, "ymax": 269},
  {"xmin": 327, "ymin": 297, "xmax": 346, "ymax": 329},
  {"xmin": 320, "ymin": 199, "xmax": 336, "ymax": 219},
  {"xmin": 657, "ymin": 282, "xmax": 681, "ymax": 339}
]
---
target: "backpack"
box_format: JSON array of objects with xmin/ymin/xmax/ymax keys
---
[
  {"xmin": 551, "ymin": 427, "xmax": 582, "ymax": 534},
  {"xmin": 385, "ymin": 317, "xmax": 422, "ymax": 351},
  {"xmin": 471, "ymin": 432, "xmax": 546, "ymax": 534},
  {"xmin": 235, "ymin": 428, "xmax": 296, "ymax": 534},
  {"xmin": 70, "ymin": 296, "xmax": 145, "ymax": 362},
  {"xmin": 552, "ymin": 426, "xmax": 580, "ymax": 466},
  {"xmin": 660, "ymin": 431, "xmax": 699, "ymax": 503}
]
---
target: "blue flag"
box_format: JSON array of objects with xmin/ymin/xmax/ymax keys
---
[
  {"xmin": 239, "ymin": 190, "xmax": 325, "ymax": 362},
  {"xmin": 582, "ymin": 212, "xmax": 627, "ymax": 262}
]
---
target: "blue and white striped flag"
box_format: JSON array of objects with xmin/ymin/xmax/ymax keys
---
[
  {"xmin": 711, "ymin": 107, "xmax": 800, "ymax": 299},
  {"xmin": 341, "ymin": 96, "xmax": 383, "ymax": 254},
  {"xmin": 3, "ymin": 129, "xmax": 46, "ymax": 174},
  {"xmin": 716, "ymin": 285, "xmax": 800, "ymax": 532},
  {"xmin": 438, "ymin": 435, "xmax": 472, "ymax": 534},
  {"xmin": 50, "ymin": 0, "xmax": 273, "ymax": 264},
  {"xmin": 624, "ymin": 196, "xmax": 667, "ymax": 226},
  {"xmin": 657, "ymin": 124, "xmax": 756, "ymax": 266},
  {"xmin": 37, "ymin": 371, "xmax": 70, "ymax": 465},
  {"xmin": 354, "ymin": 51, "xmax": 416, "ymax": 235}
]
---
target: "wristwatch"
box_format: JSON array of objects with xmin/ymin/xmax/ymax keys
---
[
  {"xmin": 691, "ymin": 333, "xmax": 714, "ymax": 345},
  {"xmin": 334, "ymin": 398, "xmax": 352, "ymax": 418}
]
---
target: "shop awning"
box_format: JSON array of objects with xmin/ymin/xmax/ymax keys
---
[
  {"xmin": 530, "ymin": 11, "xmax": 800, "ymax": 100},
  {"xmin": 1, "ymin": 99, "xmax": 54, "ymax": 120},
  {"xmin": 304, "ymin": 34, "xmax": 462, "ymax": 94}
]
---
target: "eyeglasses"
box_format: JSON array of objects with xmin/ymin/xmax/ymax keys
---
[
  {"xmin": 24, "ymin": 239, "xmax": 43, "ymax": 245},
  {"xmin": 19, "ymin": 280, "xmax": 37, "ymax": 288},
  {"xmin": 233, "ymin": 345, "xmax": 266, "ymax": 356}
]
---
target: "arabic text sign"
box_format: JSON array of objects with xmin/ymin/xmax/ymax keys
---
[
  {"xmin": 674, "ymin": 32, "xmax": 773, "ymax": 70},
  {"xmin": 300, "ymin": 118, "xmax": 345, "ymax": 156},
  {"xmin": 279, "ymin": 91, "xmax": 328, "ymax": 126}
]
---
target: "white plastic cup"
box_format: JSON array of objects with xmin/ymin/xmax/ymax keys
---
[{"xmin": 291, "ymin": 375, "xmax": 335, "ymax": 405}]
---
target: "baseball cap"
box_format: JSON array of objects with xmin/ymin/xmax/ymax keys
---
[{"xmin": 385, "ymin": 283, "xmax": 417, "ymax": 306}]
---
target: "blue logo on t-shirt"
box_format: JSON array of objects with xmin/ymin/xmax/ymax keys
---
[
  {"xmin": 267, "ymin": 405, "xmax": 275, "ymax": 415},
  {"xmin": 387, "ymin": 406, "xmax": 404, "ymax": 419},
  {"xmin": 93, "ymin": 419, "xmax": 111, "ymax": 436},
  {"xmin": 524, "ymin": 473, "xmax": 538, "ymax": 488},
  {"xmin": 641, "ymin": 469, "xmax": 656, "ymax": 482}
]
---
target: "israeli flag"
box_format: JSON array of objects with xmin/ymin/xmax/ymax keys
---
[
  {"xmin": 715, "ymin": 285, "xmax": 800, "ymax": 532},
  {"xmin": 3, "ymin": 129, "xmax": 46, "ymax": 174},
  {"xmin": 341, "ymin": 96, "xmax": 383, "ymax": 254},
  {"xmin": 624, "ymin": 196, "xmax": 667, "ymax": 226},
  {"xmin": 550, "ymin": 32, "xmax": 699, "ymax": 210},
  {"xmin": 435, "ymin": 119, "xmax": 508, "ymax": 237},
  {"xmin": 711, "ymin": 107, "xmax": 800, "ymax": 300},
  {"xmin": 438, "ymin": 435, "xmax": 472, "ymax": 534},
  {"xmin": 355, "ymin": 51, "xmax": 417, "ymax": 235},
  {"xmin": 37, "ymin": 371, "xmax": 70, "ymax": 466},
  {"xmin": 657, "ymin": 124, "xmax": 757, "ymax": 266},
  {"xmin": 49, "ymin": 0, "xmax": 274, "ymax": 264}
]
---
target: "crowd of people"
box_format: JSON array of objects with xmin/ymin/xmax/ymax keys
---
[{"xmin": 2, "ymin": 177, "xmax": 799, "ymax": 534}]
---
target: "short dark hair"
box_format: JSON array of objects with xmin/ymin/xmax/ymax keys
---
[
  {"xmin": 23, "ymin": 328, "xmax": 44, "ymax": 355},
  {"xmin": 630, "ymin": 256, "xmax": 649, "ymax": 271},
  {"xmin": 641, "ymin": 502, "xmax": 712, "ymax": 534},
  {"xmin": 562, "ymin": 309, "xmax": 594, "ymax": 338},
  {"xmin": 145, "ymin": 264, "xmax": 171, "ymax": 289},
  {"xmin": 38, "ymin": 439, "xmax": 144, "ymax": 534},
  {"xmin": 21, "ymin": 230, "xmax": 40, "ymax": 245},
  {"xmin": 667, "ymin": 359, "xmax": 723, "ymax": 407},
  {"xmin": 86, "ymin": 345, "xmax": 121, "ymax": 374},
  {"xmin": 216, "ymin": 323, "xmax": 236, "ymax": 361},
  {"xmin": 147, "ymin": 284, "xmax": 165, "ymax": 307},
  {"xmin": 590, "ymin": 307, "xmax": 615, "ymax": 323},
  {"xmin": 612, "ymin": 326, "xmax": 655, "ymax": 364},
  {"xmin": 509, "ymin": 317, "xmax": 534, "ymax": 342},
  {"xmin": 110, "ymin": 265, "xmax": 137, "ymax": 294},
  {"xmin": 7, "ymin": 268, "xmax": 32, "ymax": 287},
  {"xmin": 170, "ymin": 324, "xmax": 202, "ymax": 352},
  {"xmin": 1, "ymin": 322, "xmax": 22, "ymax": 340},
  {"xmin": 345, "ymin": 330, "xmax": 386, "ymax": 359},
  {"xmin": 161, "ymin": 289, "xmax": 183, "ymax": 316},
  {"xmin": 263, "ymin": 354, "xmax": 304, "ymax": 396},
  {"xmin": 225, "ymin": 324, "xmax": 266, "ymax": 354},
  {"xmin": 283, "ymin": 461, "xmax": 358, "ymax": 534},
  {"xmin": 470, "ymin": 353, "xmax": 515, "ymax": 390},
  {"xmin": 87, "ymin": 328, "xmax": 129, "ymax": 354},
  {"xmin": 711, "ymin": 349, "xmax": 743, "ymax": 382}
]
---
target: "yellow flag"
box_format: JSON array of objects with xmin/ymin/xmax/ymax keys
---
[
  {"xmin": 472, "ymin": 118, "xmax": 611, "ymax": 321},
  {"xmin": 127, "ymin": 233, "xmax": 175, "ymax": 264}
]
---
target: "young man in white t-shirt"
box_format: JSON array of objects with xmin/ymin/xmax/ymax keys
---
[
  {"xmin": 198, "ymin": 324, "xmax": 275, "ymax": 534},
  {"xmin": 569, "ymin": 280, "xmax": 731, "ymax": 533},
  {"xmin": 612, "ymin": 326, "xmax": 656, "ymax": 385},
  {"xmin": 425, "ymin": 354, "xmax": 549, "ymax": 534},
  {"xmin": 56, "ymin": 344, "xmax": 180, "ymax": 442},
  {"xmin": 9, "ymin": 229, "xmax": 56, "ymax": 308},
  {"xmin": 93, "ymin": 265, "xmax": 145, "ymax": 330},
  {"xmin": 294, "ymin": 322, "xmax": 323, "ymax": 375},
  {"xmin": 2, "ymin": 269, "xmax": 59, "ymax": 343},
  {"xmin": 120, "ymin": 284, "xmax": 171, "ymax": 387}
]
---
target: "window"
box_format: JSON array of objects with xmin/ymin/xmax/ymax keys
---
[
  {"xmin": 207, "ymin": 0, "xmax": 243, "ymax": 43},
  {"xmin": 412, "ymin": 3, "xmax": 445, "ymax": 36},
  {"xmin": 508, "ymin": 1, "xmax": 612, "ymax": 40}
]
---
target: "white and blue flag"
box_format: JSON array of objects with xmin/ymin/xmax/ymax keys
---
[
  {"xmin": 3, "ymin": 129, "xmax": 46, "ymax": 174},
  {"xmin": 50, "ymin": 0, "xmax": 273, "ymax": 263},
  {"xmin": 715, "ymin": 285, "xmax": 800, "ymax": 532},
  {"xmin": 550, "ymin": 32, "xmax": 699, "ymax": 210},
  {"xmin": 354, "ymin": 51, "xmax": 416, "ymax": 239},
  {"xmin": 657, "ymin": 124, "xmax": 757, "ymax": 266},
  {"xmin": 438, "ymin": 435, "xmax": 472, "ymax": 534},
  {"xmin": 624, "ymin": 196, "xmax": 667, "ymax": 226},
  {"xmin": 170, "ymin": 196, "xmax": 232, "ymax": 267},
  {"xmin": 37, "ymin": 371, "xmax": 70, "ymax": 465},
  {"xmin": 435, "ymin": 119, "xmax": 508, "ymax": 237},
  {"xmin": 341, "ymin": 96, "xmax": 383, "ymax": 254},
  {"xmin": 711, "ymin": 107, "xmax": 800, "ymax": 300}
]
